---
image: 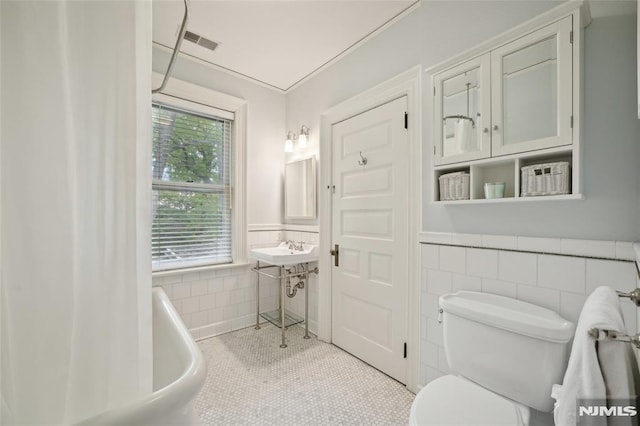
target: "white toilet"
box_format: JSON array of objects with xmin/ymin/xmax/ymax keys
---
[{"xmin": 411, "ymin": 291, "xmax": 576, "ymax": 425}]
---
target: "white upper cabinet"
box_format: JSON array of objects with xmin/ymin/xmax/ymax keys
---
[
  {"xmin": 434, "ymin": 55, "xmax": 491, "ymax": 165},
  {"xmin": 432, "ymin": 13, "xmax": 579, "ymax": 166},
  {"xmin": 428, "ymin": 2, "xmax": 589, "ymax": 203},
  {"xmin": 491, "ymin": 16, "xmax": 573, "ymax": 156}
]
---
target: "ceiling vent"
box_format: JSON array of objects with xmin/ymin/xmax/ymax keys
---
[{"xmin": 184, "ymin": 30, "xmax": 219, "ymax": 52}]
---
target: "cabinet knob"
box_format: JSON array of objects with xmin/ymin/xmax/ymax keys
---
[
  {"xmin": 493, "ymin": 124, "xmax": 499, "ymax": 131},
  {"xmin": 483, "ymin": 127, "xmax": 489, "ymax": 133}
]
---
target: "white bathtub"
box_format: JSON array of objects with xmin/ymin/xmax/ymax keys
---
[{"xmin": 74, "ymin": 287, "xmax": 207, "ymax": 425}]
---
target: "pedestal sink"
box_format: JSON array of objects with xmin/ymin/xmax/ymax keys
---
[{"xmin": 250, "ymin": 241, "xmax": 318, "ymax": 266}]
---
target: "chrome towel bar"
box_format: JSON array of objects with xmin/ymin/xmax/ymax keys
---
[
  {"xmin": 588, "ymin": 327, "xmax": 640, "ymax": 349},
  {"xmin": 616, "ymin": 288, "xmax": 640, "ymax": 306},
  {"xmin": 587, "ymin": 288, "xmax": 640, "ymax": 347}
]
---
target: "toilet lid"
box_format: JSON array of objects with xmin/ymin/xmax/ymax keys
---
[{"xmin": 409, "ymin": 375, "xmax": 526, "ymax": 426}]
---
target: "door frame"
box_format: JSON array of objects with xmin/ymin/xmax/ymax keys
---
[{"xmin": 318, "ymin": 66, "xmax": 422, "ymax": 393}]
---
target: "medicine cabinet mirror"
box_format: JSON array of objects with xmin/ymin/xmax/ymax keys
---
[
  {"xmin": 284, "ymin": 156, "xmax": 316, "ymax": 220},
  {"xmin": 491, "ymin": 17, "xmax": 572, "ymax": 156},
  {"xmin": 434, "ymin": 56, "xmax": 491, "ymax": 165}
]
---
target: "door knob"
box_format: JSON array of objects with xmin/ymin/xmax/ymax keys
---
[
  {"xmin": 330, "ymin": 244, "xmax": 339, "ymax": 267},
  {"xmin": 493, "ymin": 124, "xmax": 499, "ymax": 131}
]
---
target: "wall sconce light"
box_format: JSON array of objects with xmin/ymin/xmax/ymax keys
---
[
  {"xmin": 284, "ymin": 125, "xmax": 310, "ymax": 152},
  {"xmin": 298, "ymin": 125, "xmax": 310, "ymax": 149},
  {"xmin": 285, "ymin": 130, "xmax": 295, "ymax": 153}
]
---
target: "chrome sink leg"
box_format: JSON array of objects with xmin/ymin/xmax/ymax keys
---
[
  {"xmin": 304, "ymin": 265, "xmax": 310, "ymax": 339},
  {"xmin": 254, "ymin": 261, "xmax": 261, "ymax": 330},
  {"xmin": 280, "ymin": 265, "xmax": 287, "ymax": 348}
]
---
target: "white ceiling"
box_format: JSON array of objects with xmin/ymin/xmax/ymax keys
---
[{"xmin": 153, "ymin": 0, "xmax": 418, "ymax": 92}]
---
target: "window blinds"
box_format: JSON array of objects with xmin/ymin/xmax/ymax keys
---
[{"xmin": 151, "ymin": 103, "xmax": 233, "ymax": 270}]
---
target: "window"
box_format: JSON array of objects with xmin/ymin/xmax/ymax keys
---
[{"xmin": 151, "ymin": 102, "xmax": 234, "ymax": 271}]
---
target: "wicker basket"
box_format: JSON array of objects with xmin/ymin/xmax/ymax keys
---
[
  {"xmin": 521, "ymin": 161, "xmax": 570, "ymax": 196},
  {"xmin": 439, "ymin": 171, "xmax": 470, "ymax": 201}
]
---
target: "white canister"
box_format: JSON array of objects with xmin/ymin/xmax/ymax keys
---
[{"xmin": 484, "ymin": 182, "xmax": 506, "ymax": 199}]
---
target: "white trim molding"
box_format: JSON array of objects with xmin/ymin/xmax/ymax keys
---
[
  {"xmin": 419, "ymin": 232, "xmax": 636, "ymax": 262},
  {"xmin": 248, "ymin": 224, "xmax": 320, "ymax": 233},
  {"xmin": 151, "ymin": 261, "xmax": 250, "ymax": 279},
  {"xmin": 282, "ymin": 224, "xmax": 320, "ymax": 233},
  {"xmin": 319, "ymin": 66, "xmax": 422, "ymax": 393},
  {"xmin": 152, "ymin": 72, "xmax": 246, "ymax": 112},
  {"xmin": 248, "ymin": 224, "xmax": 283, "ymax": 232},
  {"xmin": 285, "ymin": 2, "xmax": 421, "ymax": 93}
]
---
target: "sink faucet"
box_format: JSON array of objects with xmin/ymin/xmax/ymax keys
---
[{"xmin": 286, "ymin": 240, "xmax": 304, "ymax": 251}]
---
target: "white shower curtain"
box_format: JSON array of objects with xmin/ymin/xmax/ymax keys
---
[{"xmin": 1, "ymin": 1, "xmax": 153, "ymax": 424}]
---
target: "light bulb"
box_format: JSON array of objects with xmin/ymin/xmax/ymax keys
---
[
  {"xmin": 285, "ymin": 131, "xmax": 296, "ymax": 152},
  {"xmin": 298, "ymin": 125, "xmax": 309, "ymax": 149},
  {"xmin": 284, "ymin": 138, "xmax": 294, "ymax": 153},
  {"xmin": 298, "ymin": 133, "xmax": 308, "ymax": 148}
]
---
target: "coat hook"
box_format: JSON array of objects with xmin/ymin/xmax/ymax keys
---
[{"xmin": 358, "ymin": 151, "xmax": 368, "ymax": 166}]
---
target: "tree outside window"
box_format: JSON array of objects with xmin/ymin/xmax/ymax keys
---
[{"xmin": 151, "ymin": 103, "xmax": 233, "ymax": 270}]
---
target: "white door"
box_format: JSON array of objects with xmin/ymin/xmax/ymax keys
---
[{"xmin": 331, "ymin": 96, "xmax": 409, "ymax": 383}]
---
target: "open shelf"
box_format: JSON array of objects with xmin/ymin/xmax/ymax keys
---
[
  {"xmin": 437, "ymin": 193, "xmax": 583, "ymax": 205},
  {"xmin": 434, "ymin": 145, "xmax": 578, "ymax": 203},
  {"xmin": 471, "ymin": 159, "xmax": 516, "ymax": 200},
  {"xmin": 260, "ymin": 309, "xmax": 304, "ymax": 328}
]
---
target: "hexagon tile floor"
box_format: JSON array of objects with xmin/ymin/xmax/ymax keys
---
[{"xmin": 193, "ymin": 324, "xmax": 415, "ymax": 425}]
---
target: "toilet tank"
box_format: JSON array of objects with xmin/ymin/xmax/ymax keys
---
[{"xmin": 439, "ymin": 291, "xmax": 575, "ymax": 412}]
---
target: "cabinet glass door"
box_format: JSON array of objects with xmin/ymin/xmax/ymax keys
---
[
  {"xmin": 434, "ymin": 55, "xmax": 491, "ymax": 165},
  {"xmin": 491, "ymin": 16, "xmax": 573, "ymax": 156}
]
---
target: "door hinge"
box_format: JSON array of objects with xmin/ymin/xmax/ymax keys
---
[
  {"xmin": 404, "ymin": 112, "xmax": 408, "ymax": 129},
  {"xmin": 403, "ymin": 342, "xmax": 407, "ymax": 359},
  {"xmin": 570, "ymin": 115, "xmax": 573, "ymax": 128},
  {"xmin": 433, "ymin": 145, "xmax": 436, "ymax": 155},
  {"xmin": 570, "ymin": 31, "xmax": 573, "ymax": 44},
  {"xmin": 433, "ymin": 87, "xmax": 436, "ymax": 96}
]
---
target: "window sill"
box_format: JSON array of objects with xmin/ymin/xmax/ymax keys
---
[{"xmin": 152, "ymin": 261, "xmax": 251, "ymax": 279}]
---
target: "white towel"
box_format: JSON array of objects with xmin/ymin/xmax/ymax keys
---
[
  {"xmin": 455, "ymin": 119, "xmax": 472, "ymax": 153},
  {"xmin": 552, "ymin": 286, "xmax": 640, "ymax": 426},
  {"xmin": 442, "ymin": 121, "xmax": 457, "ymax": 157}
]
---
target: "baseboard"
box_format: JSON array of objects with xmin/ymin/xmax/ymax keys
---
[{"xmin": 192, "ymin": 314, "xmax": 319, "ymax": 341}]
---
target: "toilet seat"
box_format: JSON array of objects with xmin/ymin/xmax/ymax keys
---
[{"xmin": 409, "ymin": 375, "xmax": 529, "ymax": 426}]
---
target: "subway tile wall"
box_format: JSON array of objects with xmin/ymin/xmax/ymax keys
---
[
  {"xmin": 152, "ymin": 229, "xmax": 319, "ymax": 340},
  {"xmin": 420, "ymin": 242, "xmax": 640, "ymax": 389}
]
